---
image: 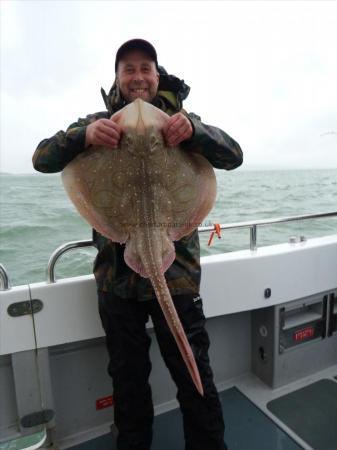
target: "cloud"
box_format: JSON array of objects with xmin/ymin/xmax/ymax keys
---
[{"xmin": 1, "ymin": 1, "xmax": 337, "ymax": 173}]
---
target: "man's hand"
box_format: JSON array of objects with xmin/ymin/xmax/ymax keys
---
[
  {"xmin": 85, "ymin": 119, "xmax": 122, "ymax": 149},
  {"xmin": 163, "ymin": 113, "xmax": 193, "ymax": 147}
]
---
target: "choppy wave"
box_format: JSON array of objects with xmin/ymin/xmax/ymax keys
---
[{"xmin": 1, "ymin": 169, "xmax": 336, "ymax": 287}]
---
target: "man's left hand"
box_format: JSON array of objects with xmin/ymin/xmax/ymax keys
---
[{"xmin": 163, "ymin": 113, "xmax": 193, "ymax": 147}]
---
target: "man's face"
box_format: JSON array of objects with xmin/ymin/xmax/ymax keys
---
[{"xmin": 116, "ymin": 50, "xmax": 159, "ymax": 103}]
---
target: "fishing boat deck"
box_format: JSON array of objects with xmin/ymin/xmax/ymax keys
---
[
  {"xmin": 8, "ymin": 366, "xmax": 337, "ymax": 450},
  {"xmin": 66, "ymin": 394, "xmax": 300, "ymax": 450},
  {"xmin": 1, "ymin": 213, "xmax": 337, "ymax": 450},
  {"xmin": 66, "ymin": 382, "xmax": 307, "ymax": 450}
]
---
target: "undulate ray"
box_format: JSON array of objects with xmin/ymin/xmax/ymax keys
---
[{"xmin": 62, "ymin": 99, "xmax": 217, "ymax": 396}]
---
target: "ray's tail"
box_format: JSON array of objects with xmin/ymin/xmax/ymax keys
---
[
  {"xmin": 150, "ymin": 272, "xmax": 204, "ymax": 396},
  {"xmin": 141, "ymin": 248, "xmax": 204, "ymax": 397},
  {"xmin": 124, "ymin": 228, "xmax": 204, "ymax": 396}
]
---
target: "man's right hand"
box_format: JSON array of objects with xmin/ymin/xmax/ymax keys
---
[{"xmin": 85, "ymin": 119, "xmax": 122, "ymax": 149}]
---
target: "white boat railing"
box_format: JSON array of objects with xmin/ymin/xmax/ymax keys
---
[{"xmin": 43, "ymin": 210, "xmax": 337, "ymax": 284}]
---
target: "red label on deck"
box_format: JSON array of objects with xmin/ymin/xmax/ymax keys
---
[
  {"xmin": 96, "ymin": 395, "xmax": 114, "ymax": 410},
  {"xmin": 293, "ymin": 326, "xmax": 315, "ymax": 342}
]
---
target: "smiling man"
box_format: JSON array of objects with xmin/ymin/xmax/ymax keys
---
[
  {"xmin": 85, "ymin": 40, "xmax": 193, "ymax": 151},
  {"xmin": 117, "ymin": 50, "xmax": 159, "ymax": 102},
  {"xmin": 33, "ymin": 39, "xmax": 243, "ymax": 450}
]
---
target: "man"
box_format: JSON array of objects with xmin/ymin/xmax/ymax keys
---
[{"xmin": 33, "ymin": 39, "xmax": 243, "ymax": 450}]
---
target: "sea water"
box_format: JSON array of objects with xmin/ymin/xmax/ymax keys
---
[{"xmin": 0, "ymin": 169, "xmax": 336, "ymax": 287}]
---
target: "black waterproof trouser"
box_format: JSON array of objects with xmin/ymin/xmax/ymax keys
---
[{"xmin": 98, "ymin": 291, "xmax": 227, "ymax": 450}]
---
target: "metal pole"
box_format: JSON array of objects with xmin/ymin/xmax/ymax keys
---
[
  {"xmin": 47, "ymin": 240, "xmax": 94, "ymax": 283},
  {"xmin": 250, "ymin": 225, "xmax": 257, "ymax": 251},
  {"xmin": 0, "ymin": 263, "xmax": 11, "ymax": 290}
]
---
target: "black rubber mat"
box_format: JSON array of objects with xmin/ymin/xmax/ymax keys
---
[
  {"xmin": 220, "ymin": 387, "xmax": 302, "ymax": 450},
  {"xmin": 267, "ymin": 379, "xmax": 337, "ymax": 450},
  {"xmin": 68, "ymin": 387, "xmax": 302, "ymax": 450}
]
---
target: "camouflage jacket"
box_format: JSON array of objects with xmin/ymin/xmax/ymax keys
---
[{"xmin": 33, "ymin": 69, "xmax": 243, "ymax": 300}]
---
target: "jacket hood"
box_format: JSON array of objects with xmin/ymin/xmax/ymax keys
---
[{"xmin": 101, "ymin": 66, "xmax": 190, "ymax": 115}]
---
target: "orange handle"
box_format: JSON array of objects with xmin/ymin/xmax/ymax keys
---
[
  {"xmin": 207, "ymin": 232, "xmax": 215, "ymax": 246},
  {"xmin": 207, "ymin": 224, "xmax": 221, "ymax": 246}
]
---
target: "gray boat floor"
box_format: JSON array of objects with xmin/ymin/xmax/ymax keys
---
[{"xmin": 67, "ymin": 387, "xmax": 303, "ymax": 450}]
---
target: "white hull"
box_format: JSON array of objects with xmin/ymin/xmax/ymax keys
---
[{"xmin": 1, "ymin": 234, "xmax": 337, "ymax": 449}]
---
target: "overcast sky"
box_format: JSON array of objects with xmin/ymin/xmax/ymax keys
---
[{"xmin": 1, "ymin": 0, "xmax": 337, "ymax": 173}]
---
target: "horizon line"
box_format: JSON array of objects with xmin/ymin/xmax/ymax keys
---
[{"xmin": 1, "ymin": 166, "xmax": 337, "ymax": 175}]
